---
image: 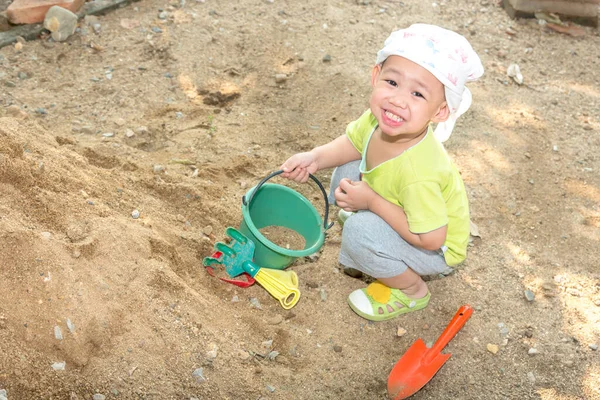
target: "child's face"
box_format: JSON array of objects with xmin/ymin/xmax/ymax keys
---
[{"xmin": 369, "ymin": 55, "xmax": 449, "ymax": 138}]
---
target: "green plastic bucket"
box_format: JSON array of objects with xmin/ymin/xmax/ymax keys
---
[{"xmin": 239, "ymin": 170, "xmax": 333, "ymax": 270}]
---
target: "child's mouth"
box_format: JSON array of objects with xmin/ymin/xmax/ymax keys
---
[{"xmin": 384, "ymin": 110, "xmax": 404, "ymax": 123}]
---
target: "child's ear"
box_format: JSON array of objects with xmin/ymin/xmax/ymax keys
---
[
  {"xmin": 371, "ymin": 64, "xmax": 382, "ymax": 87},
  {"xmin": 431, "ymin": 102, "xmax": 450, "ymax": 123}
]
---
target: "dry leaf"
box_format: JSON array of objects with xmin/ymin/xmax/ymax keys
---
[{"xmin": 546, "ymin": 23, "xmax": 586, "ymax": 37}]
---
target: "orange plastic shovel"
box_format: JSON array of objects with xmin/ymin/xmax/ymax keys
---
[{"xmin": 387, "ymin": 304, "xmax": 473, "ymax": 399}]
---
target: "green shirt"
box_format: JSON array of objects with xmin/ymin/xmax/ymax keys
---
[{"xmin": 346, "ymin": 110, "xmax": 470, "ymax": 266}]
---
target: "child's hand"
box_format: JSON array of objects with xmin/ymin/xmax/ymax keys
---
[
  {"xmin": 334, "ymin": 178, "xmax": 377, "ymax": 211},
  {"xmin": 280, "ymin": 152, "xmax": 318, "ymax": 183}
]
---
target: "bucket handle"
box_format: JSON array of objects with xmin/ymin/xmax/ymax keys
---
[{"xmin": 242, "ymin": 170, "xmax": 334, "ymax": 231}]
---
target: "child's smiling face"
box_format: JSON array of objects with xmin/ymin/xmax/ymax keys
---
[{"xmin": 369, "ymin": 55, "xmax": 449, "ymax": 139}]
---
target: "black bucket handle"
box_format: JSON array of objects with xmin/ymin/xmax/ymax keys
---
[{"xmin": 242, "ymin": 170, "xmax": 334, "ymax": 231}]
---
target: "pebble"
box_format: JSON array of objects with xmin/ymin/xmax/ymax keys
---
[
  {"xmin": 66, "ymin": 318, "xmax": 75, "ymax": 333},
  {"xmin": 528, "ymin": 348, "xmax": 539, "ymax": 355},
  {"xmin": 319, "ymin": 288, "xmax": 327, "ymax": 301},
  {"xmin": 44, "ymin": 6, "xmax": 78, "ymax": 42},
  {"xmin": 125, "ymin": 129, "xmax": 135, "ymax": 138},
  {"xmin": 249, "ymin": 297, "xmax": 262, "ymax": 309},
  {"xmin": 322, "ymin": 54, "xmax": 332, "ymax": 62},
  {"xmin": 274, "ymin": 73, "xmax": 287, "ymax": 83},
  {"xmin": 153, "ymin": 165, "xmax": 165, "ymax": 174},
  {"xmin": 487, "ymin": 343, "xmax": 499, "ymax": 354},
  {"xmin": 524, "ymin": 289, "xmax": 535, "ymax": 302},
  {"xmin": 396, "ymin": 327, "xmax": 407, "ymax": 337},
  {"xmin": 102, "ymin": 132, "xmax": 114, "ymax": 138},
  {"xmin": 0, "ymin": 389, "xmax": 6, "ymax": 400},
  {"xmin": 54, "ymin": 326, "xmax": 63, "ymax": 340},
  {"xmin": 202, "ymin": 225, "xmax": 213, "ymax": 235},
  {"xmin": 527, "ymin": 371, "xmax": 536, "ymax": 384},
  {"xmin": 589, "ymin": 344, "xmax": 598, "ymax": 351},
  {"xmin": 192, "ymin": 368, "xmax": 207, "ymax": 383},
  {"xmin": 41, "ymin": 232, "xmax": 52, "ymax": 240},
  {"xmin": 333, "ymin": 345, "xmax": 342, "ymax": 353},
  {"xmin": 92, "ymin": 395, "xmax": 105, "ymax": 400},
  {"xmin": 266, "ymin": 385, "xmax": 276, "ymax": 393},
  {"xmin": 131, "ymin": 209, "xmax": 140, "ymax": 219},
  {"xmin": 51, "ymin": 361, "xmax": 66, "ymax": 370}
]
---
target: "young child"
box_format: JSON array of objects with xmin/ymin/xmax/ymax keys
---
[{"xmin": 281, "ymin": 24, "xmax": 483, "ymax": 321}]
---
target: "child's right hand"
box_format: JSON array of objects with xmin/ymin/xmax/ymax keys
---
[{"xmin": 280, "ymin": 152, "xmax": 318, "ymax": 183}]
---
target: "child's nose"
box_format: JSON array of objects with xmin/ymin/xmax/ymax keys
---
[{"xmin": 389, "ymin": 93, "xmax": 408, "ymax": 108}]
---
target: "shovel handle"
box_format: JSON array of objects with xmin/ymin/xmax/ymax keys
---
[{"xmin": 424, "ymin": 305, "xmax": 473, "ymax": 364}]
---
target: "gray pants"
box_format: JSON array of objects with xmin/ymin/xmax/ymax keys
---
[{"xmin": 329, "ymin": 161, "xmax": 450, "ymax": 279}]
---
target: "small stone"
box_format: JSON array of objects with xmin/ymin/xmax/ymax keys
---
[
  {"xmin": 322, "ymin": 54, "xmax": 332, "ymax": 62},
  {"xmin": 51, "ymin": 361, "xmax": 66, "ymax": 371},
  {"xmin": 43, "ymin": 6, "xmax": 78, "ymax": 42},
  {"xmin": 131, "ymin": 209, "xmax": 140, "ymax": 219},
  {"xmin": 589, "ymin": 344, "xmax": 598, "ymax": 351},
  {"xmin": 266, "ymin": 385, "xmax": 276, "ymax": 393},
  {"xmin": 396, "ymin": 327, "xmax": 407, "ymax": 337},
  {"xmin": 527, "ymin": 371, "xmax": 536, "ymax": 384},
  {"xmin": 15, "ymin": 42, "xmax": 23, "ymax": 51},
  {"xmin": 249, "ymin": 297, "xmax": 262, "ymax": 309},
  {"xmin": 528, "ymin": 347, "xmax": 538, "ymax": 355},
  {"xmin": 41, "ymin": 232, "xmax": 52, "ymax": 240},
  {"xmin": 192, "ymin": 368, "xmax": 206, "ymax": 383},
  {"xmin": 524, "ymin": 289, "xmax": 535, "ymax": 302},
  {"xmin": 54, "ymin": 326, "xmax": 63, "ymax": 340},
  {"xmin": 102, "ymin": 132, "xmax": 114, "ymax": 138},
  {"xmin": 333, "ymin": 345, "xmax": 342, "ymax": 353},
  {"xmin": 92, "ymin": 395, "xmax": 106, "ymax": 400},
  {"xmin": 0, "ymin": 389, "xmax": 7, "ymax": 400},
  {"xmin": 125, "ymin": 129, "xmax": 135, "ymax": 138},
  {"xmin": 274, "ymin": 73, "xmax": 287, "ymax": 83},
  {"xmin": 202, "ymin": 225, "xmax": 213, "ymax": 235},
  {"xmin": 319, "ymin": 288, "xmax": 327, "ymax": 301},
  {"xmin": 153, "ymin": 165, "xmax": 165, "ymax": 174},
  {"xmin": 487, "ymin": 343, "xmax": 499, "ymax": 354},
  {"xmin": 66, "ymin": 319, "xmax": 75, "ymax": 333}
]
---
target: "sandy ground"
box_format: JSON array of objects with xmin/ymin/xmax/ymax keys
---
[{"xmin": 0, "ymin": 0, "xmax": 599, "ymax": 399}]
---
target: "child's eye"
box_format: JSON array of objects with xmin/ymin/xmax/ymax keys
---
[
  {"xmin": 412, "ymin": 91, "xmax": 424, "ymax": 98},
  {"xmin": 385, "ymin": 80, "xmax": 398, "ymax": 87}
]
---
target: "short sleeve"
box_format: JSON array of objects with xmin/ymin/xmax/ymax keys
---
[
  {"xmin": 345, "ymin": 110, "xmax": 374, "ymax": 154},
  {"xmin": 400, "ymin": 181, "xmax": 448, "ymax": 234}
]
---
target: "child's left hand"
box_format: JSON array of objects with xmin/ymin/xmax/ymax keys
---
[{"xmin": 334, "ymin": 178, "xmax": 377, "ymax": 211}]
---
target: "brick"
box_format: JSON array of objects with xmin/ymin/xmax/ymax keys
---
[{"xmin": 7, "ymin": 0, "xmax": 85, "ymax": 25}]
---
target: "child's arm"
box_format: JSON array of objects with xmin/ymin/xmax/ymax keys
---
[
  {"xmin": 335, "ymin": 179, "xmax": 447, "ymax": 250},
  {"xmin": 280, "ymin": 135, "xmax": 361, "ymax": 183}
]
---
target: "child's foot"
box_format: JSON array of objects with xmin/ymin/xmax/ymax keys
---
[{"xmin": 347, "ymin": 281, "xmax": 430, "ymax": 321}]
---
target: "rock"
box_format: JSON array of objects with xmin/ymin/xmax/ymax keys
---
[
  {"xmin": 66, "ymin": 318, "xmax": 75, "ymax": 333},
  {"xmin": 51, "ymin": 361, "xmax": 66, "ymax": 370},
  {"xmin": 589, "ymin": 344, "xmax": 598, "ymax": 351},
  {"xmin": 54, "ymin": 325, "xmax": 63, "ymax": 340},
  {"xmin": 396, "ymin": 327, "xmax": 407, "ymax": 337},
  {"xmin": 507, "ymin": 63, "xmax": 523, "ymax": 85},
  {"xmin": 524, "ymin": 289, "xmax": 535, "ymax": 302},
  {"xmin": 333, "ymin": 345, "xmax": 342, "ymax": 353},
  {"xmin": 202, "ymin": 225, "xmax": 213, "ymax": 235},
  {"xmin": 131, "ymin": 209, "xmax": 140, "ymax": 219},
  {"xmin": 92, "ymin": 394, "xmax": 105, "ymax": 400},
  {"xmin": 487, "ymin": 343, "xmax": 499, "ymax": 354},
  {"xmin": 192, "ymin": 368, "xmax": 206, "ymax": 383},
  {"xmin": 43, "ymin": 6, "xmax": 78, "ymax": 42},
  {"xmin": 528, "ymin": 347, "xmax": 538, "ymax": 355},
  {"xmin": 274, "ymin": 73, "xmax": 287, "ymax": 83},
  {"xmin": 7, "ymin": 0, "xmax": 84, "ymax": 25}
]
